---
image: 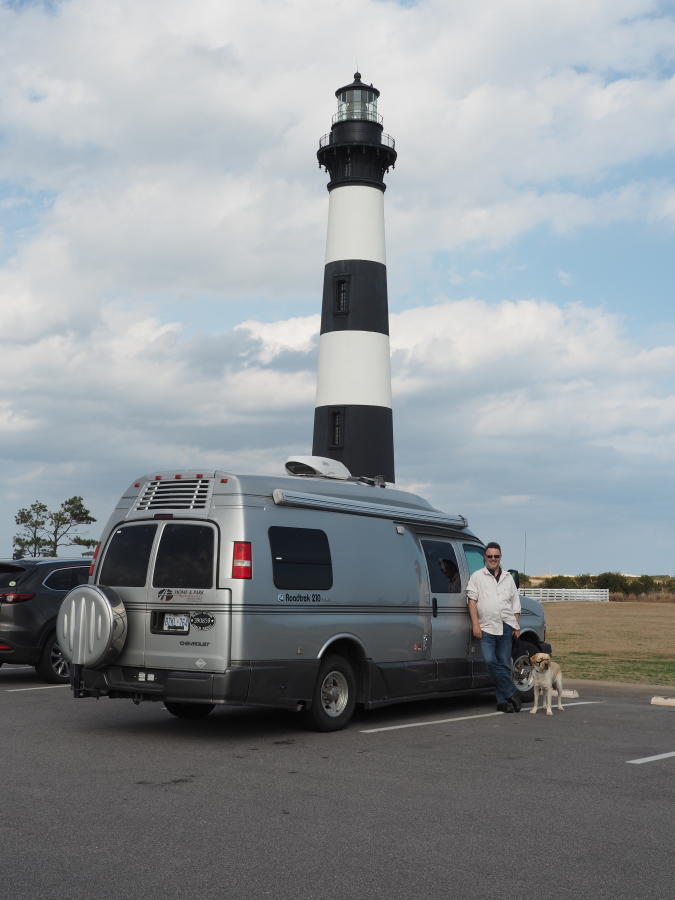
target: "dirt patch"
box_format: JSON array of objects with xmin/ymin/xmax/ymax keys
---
[{"xmin": 543, "ymin": 601, "xmax": 675, "ymax": 686}]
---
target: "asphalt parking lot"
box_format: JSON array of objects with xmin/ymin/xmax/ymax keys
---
[{"xmin": 1, "ymin": 665, "xmax": 673, "ymax": 900}]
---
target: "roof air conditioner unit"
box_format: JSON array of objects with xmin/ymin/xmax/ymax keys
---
[{"xmin": 284, "ymin": 456, "xmax": 352, "ymax": 480}]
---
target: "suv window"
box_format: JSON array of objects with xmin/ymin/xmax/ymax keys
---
[
  {"xmin": 463, "ymin": 544, "xmax": 485, "ymax": 576},
  {"xmin": 100, "ymin": 524, "xmax": 158, "ymax": 587},
  {"xmin": 44, "ymin": 566, "xmax": 90, "ymax": 591},
  {"xmin": 422, "ymin": 540, "xmax": 462, "ymax": 594},
  {"xmin": 268, "ymin": 527, "xmax": 333, "ymax": 590},
  {"xmin": 44, "ymin": 568, "xmax": 72, "ymax": 591},
  {"xmin": 152, "ymin": 524, "xmax": 215, "ymax": 589}
]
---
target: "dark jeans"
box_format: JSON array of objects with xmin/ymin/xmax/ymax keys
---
[{"xmin": 480, "ymin": 623, "xmax": 516, "ymax": 704}]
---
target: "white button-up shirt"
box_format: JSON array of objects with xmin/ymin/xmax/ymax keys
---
[{"xmin": 466, "ymin": 567, "xmax": 521, "ymax": 635}]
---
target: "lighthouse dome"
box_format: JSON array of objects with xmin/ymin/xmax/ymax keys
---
[{"xmin": 334, "ymin": 72, "xmax": 380, "ymax": 124}]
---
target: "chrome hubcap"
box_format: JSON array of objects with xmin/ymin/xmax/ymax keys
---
[{"xmin": 320, "ymin": 670, "xmax": 349, "ymax": 718}]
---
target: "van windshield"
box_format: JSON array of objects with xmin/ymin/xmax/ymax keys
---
[{"xmin": 463, "ymin": 544, "xmax": 485, "ymax": 576}]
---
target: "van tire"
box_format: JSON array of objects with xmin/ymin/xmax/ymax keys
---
[
  {"xmin": 511, "ymin": 640, "xmax": 537, "ymax": 701},
  {"xmin": 307, "ymin": 655, "xmax": 356, "ymax": 732},
  {"xmin": 164, "ymin": 702, "xmax": 215, "ymax": 719},
  {"xmin": 36, "ymin": 633, "xmax": 71, "ymax": 684}
]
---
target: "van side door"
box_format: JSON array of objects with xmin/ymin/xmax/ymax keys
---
[{"xmin": 421, "ymin": 538, "xmax": 472, "ymax": 691}]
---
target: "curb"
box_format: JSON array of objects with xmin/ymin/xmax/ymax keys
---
[{"xmin": 651, "ymin": 696, "xmax": 675, "ymax": 707}]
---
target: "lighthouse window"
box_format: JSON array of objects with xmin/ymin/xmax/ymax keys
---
[
  {"xmin": 334, "ymin": 277, "xmax": 350, "ymax": 314},
  {"xmin": 330, "ymin": 410, "xmax": 344, "ymax": 448}
]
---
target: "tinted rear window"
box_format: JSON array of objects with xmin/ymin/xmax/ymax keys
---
[
  {"xmin": 100, "ymin": 524, "xmax": 158, "ymax": 587},
  {"xmin": 152, "ymin": 524, "xmax": 215, "ymax": 589},
  {"xmin": 268, "ymin": 527, "xmax": 333, "ymax": 590}
]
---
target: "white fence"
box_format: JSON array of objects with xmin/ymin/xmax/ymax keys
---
[{"xmin": 520, "ymin": 588, "xmax": 609, "ymax": 603}]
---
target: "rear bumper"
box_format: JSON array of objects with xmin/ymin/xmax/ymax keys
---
[
  {"xmin": 75, "ymin": 658, "xmax": 320, "ymax": 710},
  {"xmin": 0, "ymin": 641, "xmax": 41, "ymax": 667},
  {"xmin": 77, "ymin": 665, "xmax": 251, "ymax": 705}
]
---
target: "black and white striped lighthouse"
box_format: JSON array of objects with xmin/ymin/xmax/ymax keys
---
[{"xmin": 313, "ymin": 72, "xmax": 397, "ymax": 482}]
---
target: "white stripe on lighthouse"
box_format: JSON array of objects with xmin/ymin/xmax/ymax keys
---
[
  {"xmin": 315, "ymin": 330, "xmax": 392, "ymax": 407},
  {"xmin": 325, "ymin": 185, "xmax": 386, "ymax": 265}
]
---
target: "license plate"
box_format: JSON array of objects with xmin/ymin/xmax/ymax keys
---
[{"xmin": 162, "ymin": 613, "xmax": 190, "ymax": 633}]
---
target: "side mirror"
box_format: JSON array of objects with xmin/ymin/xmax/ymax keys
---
[{"xmin": 508, "ymin": 568, "xmax": 520, "ymax": 589}]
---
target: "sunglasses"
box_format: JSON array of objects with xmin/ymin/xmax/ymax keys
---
[{"xmin": 485, "ymin": 554, "xmax": 501, "ymax": 559}]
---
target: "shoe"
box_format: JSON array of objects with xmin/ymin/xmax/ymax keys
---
[
  {"xmin": 496, "ymin": 702, "xmax": 513, "ymax": 713},
  {"xmin": 509, "ymin": 693, "xmax": 522, "ymax": 712}
]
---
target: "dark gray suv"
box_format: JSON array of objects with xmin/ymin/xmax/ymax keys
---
[{"xmin": 0, "ymin": 558, "xmax": 90, "ymax": 683}]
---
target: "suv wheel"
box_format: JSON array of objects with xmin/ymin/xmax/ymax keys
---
[
  {"xmin": 36, "ymin": 633, "xmax": 71, "ymax": 684},
  {"xmin": 511, "ymin": 640, "xmax": 537, "ymax": 701}
]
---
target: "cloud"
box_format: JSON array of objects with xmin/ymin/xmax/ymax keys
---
[{"xmin": 2, "ymin": 292, "xmax": 674, "ymax": 564}]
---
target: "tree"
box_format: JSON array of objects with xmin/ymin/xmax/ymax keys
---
[
  {"xmin": 13, "ymin": 496, "xmax": 97, "ymax": 558},
  {"xmin": 14, "ymin": 501, "xmax": 50, "ymax": 557}
]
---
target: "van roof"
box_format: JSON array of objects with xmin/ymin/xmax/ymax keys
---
[{"xmin": 119, "ymin": 470, "xmax": 474, "ymax": 534}]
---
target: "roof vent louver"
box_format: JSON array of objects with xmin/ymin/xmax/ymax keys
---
[{"xmin": 134, "ymin": 478, "xmax": 212, "ymax": 511}]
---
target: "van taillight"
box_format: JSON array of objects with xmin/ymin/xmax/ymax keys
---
[
  {"xmin": 232, "ymin": 542, "xmax": 252, "ymax": 579},
  {"xmin": 0, "ymin": 593, "xmax": 34, "ymax": 604},
  {"xmin": 88, "ymin": 543, "xmax": 100, "ymax": 577}
]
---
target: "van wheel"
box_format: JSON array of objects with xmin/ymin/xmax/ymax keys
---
[
  {"xmin": 307, "ymin": 655, "xmax": 356, "ymax": 732},
  {"xmin": 36, "ymin": 633, "xmax": 71, "ymax": 684},
  {"xmin": 164, "ymin": 702, "xmax": 215, "ymax": 719},
  {"xmin": 511, "ymin": 641, "xmax": 537, "ymax": 701}
]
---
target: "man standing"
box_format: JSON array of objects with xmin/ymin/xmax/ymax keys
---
[{"xmin": 467, "ymin": 542, "xmax": 522, "ymax": 713}]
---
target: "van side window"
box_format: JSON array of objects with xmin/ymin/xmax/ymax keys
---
[
  {"xmin": 153, "ymin": 524, "xmax": 215, "ymax": 589},
  {"xmin": 100, "ymin": 524, "xmax": 157, "ymax": 587},
  {"xmin": 421, "ymin": 540, "xmax": 462, "ymax": 594},
  {"xmin": 462, "ymin": 544, "xmax": 485, "ymax": 576},
  {"xmin": 268, "ymin": 527, "xmax": 333, "ymax": 590}
]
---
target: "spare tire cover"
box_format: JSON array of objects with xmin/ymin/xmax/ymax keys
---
[{"xmin": 57, "ymin": 585, "xmax": 127, "ymax": 668}]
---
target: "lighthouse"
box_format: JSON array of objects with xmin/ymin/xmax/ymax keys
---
[{"xmin": 313, "ymin": 72, "xmax": 397, "ymax": 482}]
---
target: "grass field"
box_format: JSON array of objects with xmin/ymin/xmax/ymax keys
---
[{"xmin": 542, "ymin": 601, "xmax": 675, "ymax": 686}]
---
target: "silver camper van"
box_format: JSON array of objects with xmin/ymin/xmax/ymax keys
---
[{"xmin": 57, "ymin": 458, "xmax": 549, "ymax": 731}]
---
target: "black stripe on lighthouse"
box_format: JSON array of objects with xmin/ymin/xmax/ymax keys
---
[{"xmin": 320, "ymin": 259, "xmax": 389, "ymax": 335}]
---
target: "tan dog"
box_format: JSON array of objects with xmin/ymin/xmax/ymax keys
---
[{"xmin": 530, "ymin": 653, "xmax": 564, "ymax": 715}]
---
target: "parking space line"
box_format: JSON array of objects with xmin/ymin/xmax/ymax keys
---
[
  {"xmin": 626, "ymin": 750, "xmax": 675, "ymax": 765},
  {"xmin": 360, "ymin": 701, "xmax": 603, "ymax": 734},
  {"xmin": 5, "ymin": 684, "xmax": 70, "ymax": 693},
  {"xmin": 361, "ymin": 711, "xmax": 502, "ymax": 733}
]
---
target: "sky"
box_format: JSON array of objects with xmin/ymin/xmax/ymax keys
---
[{"xmin": 1, "ymin": 0, "xmax": 674, "ymax": 575}]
